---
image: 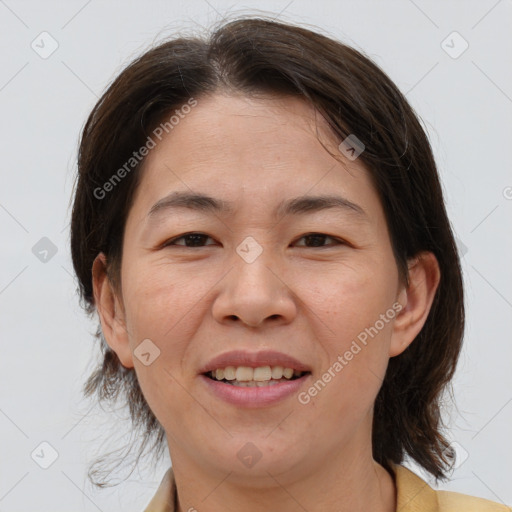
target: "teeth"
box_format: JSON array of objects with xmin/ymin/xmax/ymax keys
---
[
  {"xmin": 209, "ymin": 365, "xmax": 304, "ymax": 382},
  {"xmin": 235, "ymin": 366, "xmax": 254, "ymax": 381},
  {"xmin": 224, "ymin": 366, "xmax": 236, "ymax": 380},
  {"xmin": 231, "ymin": 380, "xmax": 282, "ymax": 387},
  {"xmin": 271, "ymin": 366, "xmax": 284, "ymax": 379},
  {"xmin": 283, "ymin": 367, "xmax": 294, "ymax": 379},
  {"xmin": 253, "ymin": 366, "xmax": 272, "ymax": 381}
]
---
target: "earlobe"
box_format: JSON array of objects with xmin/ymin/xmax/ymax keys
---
[
  {"xmin": 389, "ymin": 251, "xmax": 441, "ymax": 357},
  {"xmin": 92, "ymin": 253, "xmax": 134, "ymax": 369}
]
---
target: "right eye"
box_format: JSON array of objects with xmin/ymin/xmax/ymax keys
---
[{"xmin": 161, "ymin": 232, "xmax": 217, "ymax": 248}]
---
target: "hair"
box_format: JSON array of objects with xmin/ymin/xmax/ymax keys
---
[{"xmin": 70, "ymin": 15, "xmax": 464, "ymax": 487}]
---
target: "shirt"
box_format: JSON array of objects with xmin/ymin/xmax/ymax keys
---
[{"xmin": 143, "ymin": 463, "xmax": 510, "ymax": 511}]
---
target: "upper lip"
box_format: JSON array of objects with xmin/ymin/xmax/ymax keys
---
[{"xmin": 199, "ymin": 350, "xmax": 312, "ymax": 374}]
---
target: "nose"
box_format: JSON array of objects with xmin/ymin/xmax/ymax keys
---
[{"xmin": 211, "ymin": 247, "xmax": 297, "ymax": 328}]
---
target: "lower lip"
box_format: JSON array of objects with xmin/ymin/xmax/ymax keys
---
[{"xmin": 199, "ymin": 374, "xmax": 310, "ymax": 408}]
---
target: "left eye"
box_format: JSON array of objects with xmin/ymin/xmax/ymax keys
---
[
  {"xmin": 161, "ymin": 232, "xmax": 344, "ymax": 249},
  {"xmin": 293, "ymin": 233, "xmax": 343, "ymax": 248}
]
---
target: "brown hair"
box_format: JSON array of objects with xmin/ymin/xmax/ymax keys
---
[{"xmin": 70, "ymin": 16, "xmax": 464, "ymax": 486}]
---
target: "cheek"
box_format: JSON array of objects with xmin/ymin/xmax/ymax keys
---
[
  {"xmin": 121, "ymin": 261, "xmax": 210, "ymax": 342},
  {"xmin": 300, "ymin": 258, "xmax": 397, "ymax": 399},
  {"xmin": 122, "ymin": 270, "xmax": 195, "ymax": 421},
  {"xmin": 120, "ymin": 261, "xmax": 216, "ymax": 417},
  {"xmin": 303, "ymin": 256, "xmax": 397, "ymax": 337}
]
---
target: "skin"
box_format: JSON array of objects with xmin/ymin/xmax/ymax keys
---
[{"xmin": 93, "ymin": 92, "xmax": 440, "ymax": 512}]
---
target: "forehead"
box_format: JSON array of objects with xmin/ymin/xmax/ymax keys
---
[{"xmin": 129, "ymin": 93, "xmax": 381, "ymax": 223}]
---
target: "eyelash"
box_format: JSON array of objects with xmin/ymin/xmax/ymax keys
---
[{"xmin": 161, "ymin": 232, "xmax": 346, "ymax": 249}]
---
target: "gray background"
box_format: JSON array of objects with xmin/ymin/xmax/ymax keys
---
[{"xmin": 0, "ymin": 0, "xmax": 511, "ymax": 510}]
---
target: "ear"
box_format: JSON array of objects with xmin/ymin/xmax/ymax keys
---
[
  {"xmin": 92, "ymin": 253, "xmax": 134, "ymax": 368},
  {"xmin": 389, "ymin": 251, "xmax": 440, "ymax": 357}
]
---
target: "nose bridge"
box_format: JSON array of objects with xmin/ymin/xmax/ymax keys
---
[
  {"xmin": 212, "ymin": 236, "xmax": 296, "ymax": 327},
  {"xmin": 231, "ymin": 235, "xmax": 280, "ymax": 299}
]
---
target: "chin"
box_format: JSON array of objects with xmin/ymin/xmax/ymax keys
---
[{"xmin": 207, "ymin": 436, "xmax": 308, "ymax": 482}]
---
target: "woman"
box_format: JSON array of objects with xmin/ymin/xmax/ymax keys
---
[{"xmin": 70, "ymin": 16, "xmax": 509, "ymax": 512}]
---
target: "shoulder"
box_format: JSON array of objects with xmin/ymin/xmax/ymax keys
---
[
  {"xmin": 392, "ymin": 464, "xmax": 510, "ymax": 512},
  {"xmin": 437, "ymin": 489, "xmax": 511, "ymax": 512},
  {"xmin": 143, "ymin": 467, "xmax": 176, "ymax": 512}
]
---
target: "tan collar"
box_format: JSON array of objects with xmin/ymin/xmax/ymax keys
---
[
  {"xmin": 144, "ymin": 466, "xmax": 177, "ymax": 512},
  {"xmin": 144, "ymin": 463, "xmax": 438, "ymax": 512},
  {"xmin": 393, "ymin": 464, "xmax": 439, "ymax": 511}
]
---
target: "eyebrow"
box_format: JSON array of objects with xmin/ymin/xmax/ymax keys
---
[{"xmin": 147, "ymin": 191, "xmax": 368, "ymax": 221}]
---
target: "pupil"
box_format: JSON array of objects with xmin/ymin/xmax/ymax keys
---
[
  {"xmin": 306, "ymin": 234, "xmax": 325, "ymax": 247},
  {"xmin": 186, "ymin": 234, "xmax": 206, "ymax": 246}
]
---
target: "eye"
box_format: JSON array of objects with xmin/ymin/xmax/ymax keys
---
[
  {"xmin": 293, "ymin": 233, "xmax": 345, "ymax": 248},
  {"xmin": 161, "ymin": 232, "xmax": 346, "ymax": 249},
  {"xmin": 162, "ymin": 232, "xmax": 217, "ymax": 248}
]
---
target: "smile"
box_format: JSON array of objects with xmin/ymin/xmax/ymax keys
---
[
  {"xmin": 201, "ymin": 368, "xmax": 311, "ymax": 407},
  {"xmin": 205, "ymin": 365, "xmax": 307, "ymax": 387}
]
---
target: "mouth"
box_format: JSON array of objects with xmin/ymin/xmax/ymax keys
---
[
  {"xmin": 198, "ymin": 350, "xmax": 312, "ymax": 406},
  {"xmin": 203, "ymin": 365, "xmax": 310, "ymax": 387}
]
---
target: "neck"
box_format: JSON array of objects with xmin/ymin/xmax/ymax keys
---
[{"xmin": 170, "ymin": 447, "xmax": 396, "ymax": 512}]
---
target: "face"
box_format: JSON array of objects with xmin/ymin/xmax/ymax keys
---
[{"xmin": 95, "ymin": 92, "xmax": 436, "ymax": 483}]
